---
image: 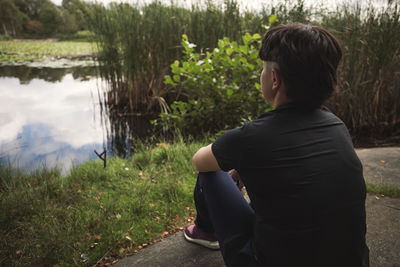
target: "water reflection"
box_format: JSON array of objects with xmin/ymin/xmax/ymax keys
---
[
  {"xmin": 0, "ymin": 64, "xmax": 158, "ymax": 173},
  {"xmin": 100, "ymin": 108, "xmax": 157, "ymax": 157},
  {"xmin": 0, "ymin": 65, "xmax": 106, "ymax": 174},
  {"xmin": 0, "ymin": 65, "xmax": 96, "ymax": 84}
]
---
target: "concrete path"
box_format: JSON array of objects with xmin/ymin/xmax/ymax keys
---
[
  {"xmin": 115, "ymin": 147, "xmax": 400, "ymax": 267},
  {"xmin": 357, "ymin": 147, "xmax": 400, "ymax": 188}
]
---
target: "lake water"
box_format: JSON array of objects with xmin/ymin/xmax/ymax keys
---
[{"xmin": 0, "ymin": 65, "xmax": 109, "ymax": 174}]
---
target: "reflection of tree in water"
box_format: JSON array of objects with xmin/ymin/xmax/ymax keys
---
[
  {"xmin": 98, "ymin": 85, "xmax": 159, "ymax": 157},
  {"xmin": 72, "ymin": 67, "xmax": 97, "ymax": 81},
  {"xmin": 100, "ymin": 102, "xmax": 158, "ymax": 157},
  {"xmin": 0, "ymin": 66, "xmax": 96, "ymax": 84}
]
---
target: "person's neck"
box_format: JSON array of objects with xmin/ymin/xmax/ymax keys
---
[{"xmin": 272, "ymin": 89, "xmax": 292, "ymax": 109}]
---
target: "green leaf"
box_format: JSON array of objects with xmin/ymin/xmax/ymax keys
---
[
  {"xmin": 252, "ymin": 33, "xmax": 262, "ymax": 40},
  {"xmin": 268, "ymin": 14, "xmax": 279, "ymax": 25},
  {"xmin": 164, "ymin": 75, "xmax": 176, "ymax": 85},
  {"xmin": 239, "ymin": 45, "xmax": 248, "ymax": 54},
  {"xmin": 173, "ymin": 75, "xmax": 181, "ymax": 82},
  {"xmin": 218, "ymin": 39, "xmax": 225, "ymax": 48},
  {"xmin": 242, "ymin": 33, "xmax": 252, "ymax": 45}
]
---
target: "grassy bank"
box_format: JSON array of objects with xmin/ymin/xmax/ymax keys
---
[
  {"xmin": 0, "ymin": 139, "xmax": 204, "ymax": 266},
  {"xmin": 1, "ymin": 137, "xmax": 399, "ymax": 266},
  {"xmin": 0, "ymin": 40, "xmax": 97, "ymax": 63}
]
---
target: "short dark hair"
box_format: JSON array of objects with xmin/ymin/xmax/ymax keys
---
[{"xmin": 259, "ymin": 23, "xmax": 342, "ymax": 108}]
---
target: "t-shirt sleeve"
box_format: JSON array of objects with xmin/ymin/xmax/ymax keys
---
[{"xmin": 211, "ymin": 125, "xmax": 246, "ymax": 171}]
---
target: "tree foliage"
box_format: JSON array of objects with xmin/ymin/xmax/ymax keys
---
[
  {"xmin": 0, "ymin": 0, "xmax": 29, "ymax": 36},
  {"xmin": 62, "ymin": 0, "xmax": 90, "ymax": 30},
  {"xmin": 39, "ymin": 3, "xmax": 62, "ymax": 34},
  {"xmin": 0, "ymin": 0, "xmax": 93, "ymax": 37}
]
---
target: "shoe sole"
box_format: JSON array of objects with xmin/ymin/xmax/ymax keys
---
[{"xmin": 183, "ymin": 231, "xmax": 220, "ymax": 250}]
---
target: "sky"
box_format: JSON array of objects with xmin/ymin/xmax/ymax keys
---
[
  {"xmin": 51, "ymin": 0, "xmax": 387, "ymax": 9},
  {"xmin": 50, "ymin": 0, "xmax": 391, "ymax": 13}
]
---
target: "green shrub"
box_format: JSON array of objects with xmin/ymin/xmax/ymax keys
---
[{"xmin": 156, "ymin": 33, "xmax": 272, "ymax": 135}]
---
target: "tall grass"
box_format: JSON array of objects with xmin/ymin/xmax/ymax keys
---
[
  {"xmin": 89, "ymin": 0, "xmax": 400, "ymax": 144},
  {"xmin": 90, "ymin": 0, "xmax": 250, "ymax": 153},
  {"xmin": 324, "ymin": 3, "xmax": 400, "ymax": 144},
  {"xmin": 90, "ymin": 1, "xmax": 244, "ymax": 114}
]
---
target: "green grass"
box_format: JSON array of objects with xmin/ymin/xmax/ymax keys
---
[
  {"xmin": 60, "ymin": 30, "xmax": 97, "ymax": 43},
  {"xmin": 366, "ymin": 182, "xmax": 400, "ymax": 198},
  {"xmin": 0, "ymin": 40, "xmax": 97, "ymax": 63},
  {"xmin": 0, "ymin": 139, "xmax": 205, "ymax": 266}
]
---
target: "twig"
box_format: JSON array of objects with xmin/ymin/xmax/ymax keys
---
[
  {"xmin": 92, "ymin": 248, "xmax": 112, "ymax": 267},
  {"xmin": 94, "ymin": 147, "xmax": 107, "ymax": 168}
]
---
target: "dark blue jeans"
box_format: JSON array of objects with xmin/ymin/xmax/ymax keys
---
[{"xmin": 194, "ymin": 171, "xmax": 259, "ymax": 267}]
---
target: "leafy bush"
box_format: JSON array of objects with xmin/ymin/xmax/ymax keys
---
[{"xmin": 157, "ymin": 33, "xmax": 272, "ymax": 135}]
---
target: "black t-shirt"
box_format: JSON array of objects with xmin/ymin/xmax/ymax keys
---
[{"xmin": 212, "ymin": 103, "xmax": 369, "ymax": 267}]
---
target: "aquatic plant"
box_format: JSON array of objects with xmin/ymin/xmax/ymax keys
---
[{"xmin": 0, "ymin": 40, "xmax": 97, "ymax": 63}]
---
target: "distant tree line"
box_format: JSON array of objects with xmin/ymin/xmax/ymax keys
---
[{"xmin": 0, "ymin": 0, "xmax": 93, "ymax": 38}]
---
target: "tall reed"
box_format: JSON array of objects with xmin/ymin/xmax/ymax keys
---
[
  {"xmin": 89, "ymin": 0, "xmax": 253, "ymax": 153},
  {"xmin": 90, "ymin": 1, "xmax": 246, "ymax": 113},
  {"xmin": 89, "ymin": 0, "xmax": 400, "ymax": 145},
  {"xmin": 324, "ymin": 2, "xmax": 400, "ymax": 144}
]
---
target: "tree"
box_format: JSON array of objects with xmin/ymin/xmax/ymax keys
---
[
  {"xmin": 0, "ymin": 0, "xmax": 28, "ymax": 36},
  {"xmin": 25, "ymin": 20, "xmax": 43, "ymax": 35},
  {"xmin": 14, "ymin": 0, "xmax": 53, "ymax": 19},
  {"xmin": 39, "ymin": 3, "xmax": 62, "ymax": 35},
  {"xmin": 62, "ymin": 0, "xmax": 90, "ymax": 30},
  {"xmin": 58, "ymin": 8, "xmax": 79, "ymax": 34}
]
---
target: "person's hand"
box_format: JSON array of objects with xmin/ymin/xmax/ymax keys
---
[{"xmin": 228, "ymin": 169, "xmax": 244, "ymax": 190}]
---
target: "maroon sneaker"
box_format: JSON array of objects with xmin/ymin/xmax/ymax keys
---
[{"xmin": 184, "ymin": 224, "xmax": 220, "ymax": 250}]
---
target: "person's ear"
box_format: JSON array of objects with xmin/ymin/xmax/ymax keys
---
[{"xmin": 271, "ymin": 68, "xmax": 281, "ymax": 91}]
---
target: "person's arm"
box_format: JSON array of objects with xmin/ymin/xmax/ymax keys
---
[{"xmin": 192, "ymin": 144, "xmax": 221, "ymax": 172}]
